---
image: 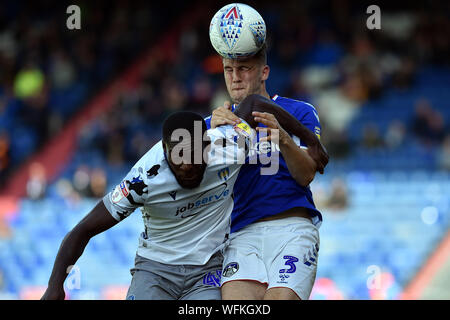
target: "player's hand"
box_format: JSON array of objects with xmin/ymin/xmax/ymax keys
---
[
  {"xmin": 306, "ymin": 140, "xmax": 329, "ymax": 175},
  {"xmin": 252, "ymin": 111, "xmax": 290, "ymax": 145},
  {"xmin": 210, "ymin": 101, "xmax": 241, "ymax": 128},
  {"xmin": 41, "ymin": 286, "xmax": 66, "ymax": 300}
]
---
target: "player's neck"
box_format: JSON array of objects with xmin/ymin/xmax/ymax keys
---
[{"xmin": 259, "ymin": 90, "xmax": 271, "ymax": 100}]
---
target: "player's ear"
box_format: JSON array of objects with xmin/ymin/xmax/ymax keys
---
[{"xmin": 261, "ymin": 65, "xmax": 270, "ymax": 81}]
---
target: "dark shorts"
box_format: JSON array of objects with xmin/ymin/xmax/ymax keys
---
[{"xmin": 126, "ymin": 252, "xmax": 223, "ymax": 300}]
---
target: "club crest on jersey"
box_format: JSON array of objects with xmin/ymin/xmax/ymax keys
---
[
  {"xmin": 219, "ymin": 5, "xmax": 243, "ymax": 50},
  {"xmin": 223, "ymin": 262, "xmax": 239, "ymax": 277},
  {"xmin": 218, "ymin": 167, "xmax": 230, "ymax": 181}
]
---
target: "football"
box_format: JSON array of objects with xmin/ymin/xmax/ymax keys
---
[{"xmin": 209, "ymin": 3, "xmax": 266, "ymax": 59}]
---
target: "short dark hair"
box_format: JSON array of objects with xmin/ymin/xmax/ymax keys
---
[{"xmin": 162, "ymin": 111, "xmax": 207, "ymax": 144}]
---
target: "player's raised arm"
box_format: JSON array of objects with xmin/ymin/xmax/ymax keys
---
[
  {"xmin": 41, "ymin": 201, "xmax": 119, "ymax": 300},
  {"xmin": 233, "ymin": 94, "xmax": 329, "ymax": 174}
]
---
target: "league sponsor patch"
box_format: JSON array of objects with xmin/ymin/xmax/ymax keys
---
[
  {"xmin": 218, "ymin": 167, "xmax": 230, "ymax": 181},
  {"xmin": 203, "ymin": 270, "xmax": 222, "ymax": 287},
  {"xmin": 147, "ymin": 164, "xmax": 160, "ymax": 178},
  {"xmin": 234, "ymin": 121, "xmax": 251, "ymax": 139}
]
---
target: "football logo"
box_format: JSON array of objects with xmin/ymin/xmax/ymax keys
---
[{"xmin": 168, "ymin": 190, "xmax": 177, "ymax": 200}]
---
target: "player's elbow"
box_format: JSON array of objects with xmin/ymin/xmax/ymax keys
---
[
  {"xmin": 69, "ymin": 222, "xmax": 94, "ymax": 244},
  {"xmin": 296, "ymin": 171, "xmax": 315, "ymax": 187}
]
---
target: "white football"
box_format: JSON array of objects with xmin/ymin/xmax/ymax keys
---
[{"xmin": 209, "ymin": 3, "xmax": 266, "ymax": 59}]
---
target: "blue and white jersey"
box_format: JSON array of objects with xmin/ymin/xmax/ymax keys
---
[
  {"xmin": 103, "ymin": 122, "xmax": 252, "ymax": 265},
  {"xmin": 205, "ymin": 95, "xmax": 323, "ymax": 233}
]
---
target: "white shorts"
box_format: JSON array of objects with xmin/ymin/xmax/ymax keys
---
[{"xmin": 221, "ymin": 216, "xmax": 320, "ymax": 300}]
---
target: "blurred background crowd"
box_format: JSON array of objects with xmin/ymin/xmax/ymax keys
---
[{"xmin": 0, "ymin": 0, "xmax": 449, "ymax": 299}]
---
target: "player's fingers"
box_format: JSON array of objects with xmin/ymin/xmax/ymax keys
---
[
  {"xmin": 216, "ymin": 107, "xmax": 240, "ymax": 121},
  {"xmin": 256, "ymin": 127, "xmax": 272, "ymax": 141},
  {"xmin": 213, "ymin": 110, "xmax": 240, "ymax": 125}
]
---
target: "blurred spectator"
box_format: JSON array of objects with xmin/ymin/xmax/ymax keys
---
[
  {"xmin": 48, "ymin": 49, "xmax": 77, "ymax": 90},
  {"xmin": 0, "ymin": 131, "xmax": 10, "ymax": 181},
  {"xmin": 72, "ymin": 165, "xmax": 108, "ymax": 199},
  {"xmin": 390, "ymin": 57, "xmax": 416, "ymax": 90},
  {"xmin": 315, "ymin": 87, "xmax": 359, "ymax": 134},
  {"xmin": 55, "ymin": 178, "xmax": 80, "ymax": 203},
  {"xmin": 26, "ymin": 162, "xmax": 47, "ymax": 200},
  {"xmin": 162, "ymin": 77, "xmax": 188, "ymax": 112},
  {"xmin": 210, "ymin": 86, "xmax": 231, "ymax": 113},
  {"xmin": 0, "ymin": 269, "xmax": 4, "ymax": 290},
  {"xmin": 284, "ymin": 70, "xmax": 312, "ymax": 102},
  {"xmin": 325, "ymin": 177, "xmax": 349, "ymax": 211},
  {"xmin": 189, "ymin": 76, "xmax": 214, "ymax": 113}
]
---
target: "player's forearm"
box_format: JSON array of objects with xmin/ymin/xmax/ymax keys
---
[
  {"xmin": 279, "ymin": 137, "xmax": 316, "ymax": 187},
  {"xmin": 47, "ymin": 201, "xmax": 118, "ymax": 288},
  {"xmin": 47, "ymin": 225, "xmax": 91, "ymax": 288},
  {"xmin": 238, "ymin": 94, "xmax": 318, "ymax": 146}
]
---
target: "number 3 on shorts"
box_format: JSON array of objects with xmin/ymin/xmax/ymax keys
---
[{"xmin": 279, "ymin": 255, "xmax": 299, "ymax": 273}]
